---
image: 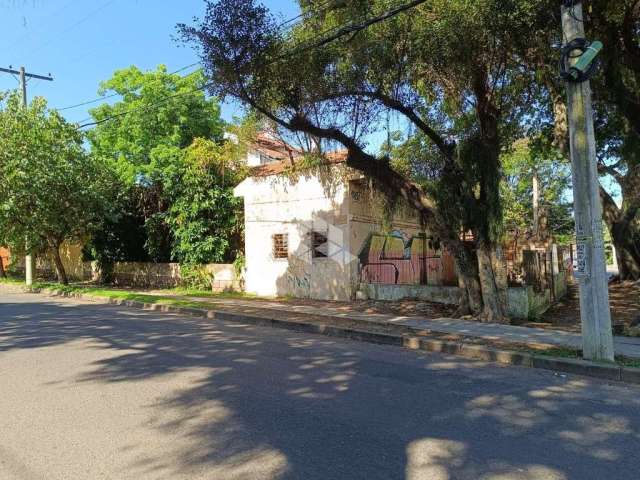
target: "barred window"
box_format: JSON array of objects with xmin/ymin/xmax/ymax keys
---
[
  {"xmin": 312, "ymin": 231, "xmax": 328, "ymax": 258},
  {"xmin": 272, "ymin": 233, "xmax": 288, "ymax": 259}
]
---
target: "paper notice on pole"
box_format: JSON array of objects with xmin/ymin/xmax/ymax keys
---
[{"xmin": 575, "ymin": 239, "xmax": 590, "ymax": 279}]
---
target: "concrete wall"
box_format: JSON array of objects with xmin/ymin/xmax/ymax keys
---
[
  {"xmin": 11, "ymin": 242, "xmax": 88, "ymax": 281},
  {"xmin": 109, "ymin": 262, "xmax": 241, "ymax": 291},
  {"xmin": 553, "ymin": 271, "xmax": 568, "ymax": 301},
  {"xmin": 507, "ymin": 286, "xmax": 553, "ymax": 319},
  {"xmin": 235, "ymin": 171, "xmax": 353, "ymax": 300},
  {"xmin": 111, "ymin": 262, "xmax": 182, "ymax": 288},
  {"xmin": 360, "ymin": 283, "xmax": 462, "ymax": 305},
  {"xmin": 41, "ymin": 242, "xmax": 87, "ymax": 280}
]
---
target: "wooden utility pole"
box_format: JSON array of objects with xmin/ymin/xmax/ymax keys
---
[
  {"xmin": 0, "ymin": 66, "xmax": 53, "ymax": 287},
  {"xmin": 560, "ymin": 2, "xmax": 614, "ymax": 361}
]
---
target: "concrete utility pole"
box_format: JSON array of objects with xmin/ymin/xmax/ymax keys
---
[
  {"xmin": 532, "ymin": 169, "xmax": 540, "ymax": 237},
  {"xmin": 0, "ymin": 66, "xmax": 53, "ymax": 287},
  {"xmin": 560, "ymin": 2, "xmax": 614, "ymax": 361}
]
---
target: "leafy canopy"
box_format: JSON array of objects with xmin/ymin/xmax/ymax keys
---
[
  {"xmin": 0, "ymin": 92, "xmax": 112, "ymax": 254},
  {"xmin": 88, "ymin": 65, "xmax": 225, "ymax": 184},
  {"xmin": 85, "ymin": 65, "xmax": 247, "ymax": 266}
]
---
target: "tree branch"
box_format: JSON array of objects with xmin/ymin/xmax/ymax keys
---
[
  {"xmin": 597, "ymin": 161, "xmax": 624, "ymax": 182},
  {"xmin": 287, "ymin": 112, "xmax": 440, "ymax": 216},
  {"xmin": 341, "ymin": 89, "xmax": 455, "ymax": 160},
  {"xmin": 600, "ymin": 183, "xmax": 622, "ymax": 228}
]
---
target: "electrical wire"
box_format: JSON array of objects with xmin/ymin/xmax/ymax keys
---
[
  {"xmin": 27, "ymin": 0, "xmax": 120, "ymax": 58},
  {"xmin": 565, "ymin": 0, "xmax": 585, "ymax": 24},
  {"xmin": 274, "ymin": 0, "xmax": 338, "ymax": 31},
  {"xmin": 559, "ymin": 37, "xmax": 599, "ymax": 82},
  {"xmin": 77, "ymin": 79, "xmax": 216, "ymax": 129},
  {"xmin": 5, "ymin": 0, "xmax": 82, "ymax": 55},
  {"xmin": 76, "ymin": 0, "xmax": 426, "ymax": 130},
  {"xmin": 60, "ymin": 2, "xmax": 342, "ymax": 112},
  {"xmin": 57, "ymin": 62, "xmax": 202, "ymax": 111},
  {"xmin": 274, "ymin": 0, "xmax": 424, "ymax": 61}
]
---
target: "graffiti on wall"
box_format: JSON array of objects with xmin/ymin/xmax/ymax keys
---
[
  {"xmin": 287, "ymin": 272, "xmax": 311, "ymax": 294},
  {"xmin": 283, "ymin": 256, "xmax": 311, "ymax": 298},
  {"xmin": 359, "ymin": 230, "xmax": 457, "ymax": 286}
]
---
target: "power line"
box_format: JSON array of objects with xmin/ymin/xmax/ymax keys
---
[
  {"xmin": 77, "ymin": 79, "xmax": 216, "ymax": 129},
  {"xmin": 57, "ymin": 62, "xmax": 202, "ymax": 111},
  {"xmin": 77, "ymin": 0, "xmax": 425, "ymax": 130},
  {"xmin": 282, "ymin": 0, "xmax": 426, "ymax": 60},
  {"xmin": 27, "ymin": 0, "xmax": 119, "ymax": 58},
  {"xmin": 59, "ymin": 3, "xmax": 340, "ymax": 113},
  {"xmin": 275, "ymin": 0, "xmax": 339, "ymax": 31},
  {"xmin": 5, "ymin": 0, "xmax": 82, "ymax": 56}
]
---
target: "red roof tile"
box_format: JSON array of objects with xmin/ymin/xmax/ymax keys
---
[{"xmin": 249, "ymin": 149, "xmax": 348, "ymax": 177}]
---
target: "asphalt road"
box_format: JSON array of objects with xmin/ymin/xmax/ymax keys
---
[{"xmin": 1, "ymin": 290, "xmax": 640, "ymax": 480}]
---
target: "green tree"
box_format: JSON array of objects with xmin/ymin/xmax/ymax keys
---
[
  {"xmin": 166, "ymin": 138, "xmax": 243, "ymax": 265},
  {"xmin": 180, "ymin": 0, "xmax": 555, "ymax": 321},
  {"xmin": 86, "ymin": 65, "xmax": 226, "ymax": 264},
  {"xmin": 501, "ymin": 139, "xmax": 574, "ymax": 241},
  {"xmin": 534, "ymin": 1, "xmax": 640, "ymax": 279},
  {"xmin": 0, "ymin": 92, "xmax": 112, "ymax": 284},
  {"xmin": 593, "ymin": 102, "xmax": 640, "ymax": 280}
]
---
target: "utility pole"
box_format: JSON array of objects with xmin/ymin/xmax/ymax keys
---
[
  {"xmin": 532, "ymin": 169, "xmax": 540, "ymax": 237},
  {"xmin": 0, "ymin": 66, "xmax": 53, "ymax": 287},
  {"xmin": 560, "ymin": 2, "xmax": 614, "ymax": 361}
]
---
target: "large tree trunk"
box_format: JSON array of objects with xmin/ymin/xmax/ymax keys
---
[
  {"xmin": 0, "ymin": 255, "xmax": 6, "ymax": 278},
  {"xmin": 471, "ymin": 66, "xmax": 509, "ymax": 323},
  {"xmin": 612, "ymin": 223, "xmax": 640, "ymax": 280},
  {"xmin": 601, "ymin": 185, "xmax": 640, "ymax": 281},
  {"xmin": 476, "ymin": 242, "xmax": 509, "ymax": 323},
  {"xmin": 448, "ymin": 243, "xmax": 483, "ymax": 317},
  {"xmin": 51, "ymin": 242, "xmax": 68, "ymax": 285}
]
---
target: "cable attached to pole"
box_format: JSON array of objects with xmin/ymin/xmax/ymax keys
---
[{"xmin": 559, "ymin": 37, "xmax": 602, "ymax": 82}]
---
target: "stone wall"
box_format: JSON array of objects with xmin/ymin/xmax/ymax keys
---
[{"xmin": 108, "ymin": 262, "xmax": 242, "ymax": 292}]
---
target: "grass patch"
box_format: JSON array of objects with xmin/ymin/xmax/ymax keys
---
[
  {"xmin": 30, "ymin": 282, "xmax": 235, "ymax": 311},
  {"xmin": 616, "ymin": 356, "xmax": 640, "ymax": 369},
  {"xmin": 526, "ymin": 345, "xmax": 640, "ymax": 369},
  {"xmin": 166, "ymin": 286, "xmax": 257, "ymax": 300},
  {"xmin": 0, "ymin": 276, "xmax": 25, "ymax": 286}
]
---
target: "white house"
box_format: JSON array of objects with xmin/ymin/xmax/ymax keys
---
[{"xmin": 233, "ymin": 134, "xmax": 460, "ymax": 302}]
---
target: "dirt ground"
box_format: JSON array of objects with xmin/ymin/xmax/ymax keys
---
[
  {"xmin": 279, "ymin": 297, "xmax": 458, "ymax": 319},
  {"xmin": 519, "ymin": 280, "xmax": 640, "ymax": 333},
  {"xmin": 288, "ymin": 281, "xmax": 640, "ymax": 335},
  {"xmin": 144, "ymin": 280, "xmax": 640, "ymax": 335}
]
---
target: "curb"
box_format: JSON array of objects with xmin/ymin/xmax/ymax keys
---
[{"xmin": 30, "ymin": 286, "xmax": 640, "ymax": 385}]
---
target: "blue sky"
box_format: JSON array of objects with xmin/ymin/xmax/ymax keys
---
[
  {"xmin": 0, "ymin": 0, "xmax": 299, "ymax": 124},
  {"xmin": 0, "ymin": 0, "xmax": 619, "ymax": 204}
]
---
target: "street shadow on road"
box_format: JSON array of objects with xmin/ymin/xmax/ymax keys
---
[{"xmin": 2, "ymin": 297, "xmax": 640, "ymax": 479}]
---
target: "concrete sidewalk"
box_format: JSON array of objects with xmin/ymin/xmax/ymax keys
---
[{"xmin": 176, "ymin": 295, "xmax": 640, "ymax": 359}]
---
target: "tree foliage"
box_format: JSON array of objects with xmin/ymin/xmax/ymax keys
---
[
  {"xmin": 0, "ymin": 92, "xmax": 113, "ymax": 283},
  {"xmin": 501, "ymin": 139, "xmax": 574, "ymax": 241},
  {"xmin": 165, "ymin": 138, "xmax": 244, "ymax": 265},
  {"xmin": 85, "ymin": 65, "xmax": 239, "ymax": 267},
  {"xmin": 179, "ymin": 0, "xmax": 559, "ymax": 320}
]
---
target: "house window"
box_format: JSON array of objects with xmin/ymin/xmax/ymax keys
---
[
  {"xmin": 312, "ymin": 231, "xmax": 328, "ymax": 258},
  {"xmin": 272, "ymin": 233, "xmax": 288, "ymax": 259}
]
